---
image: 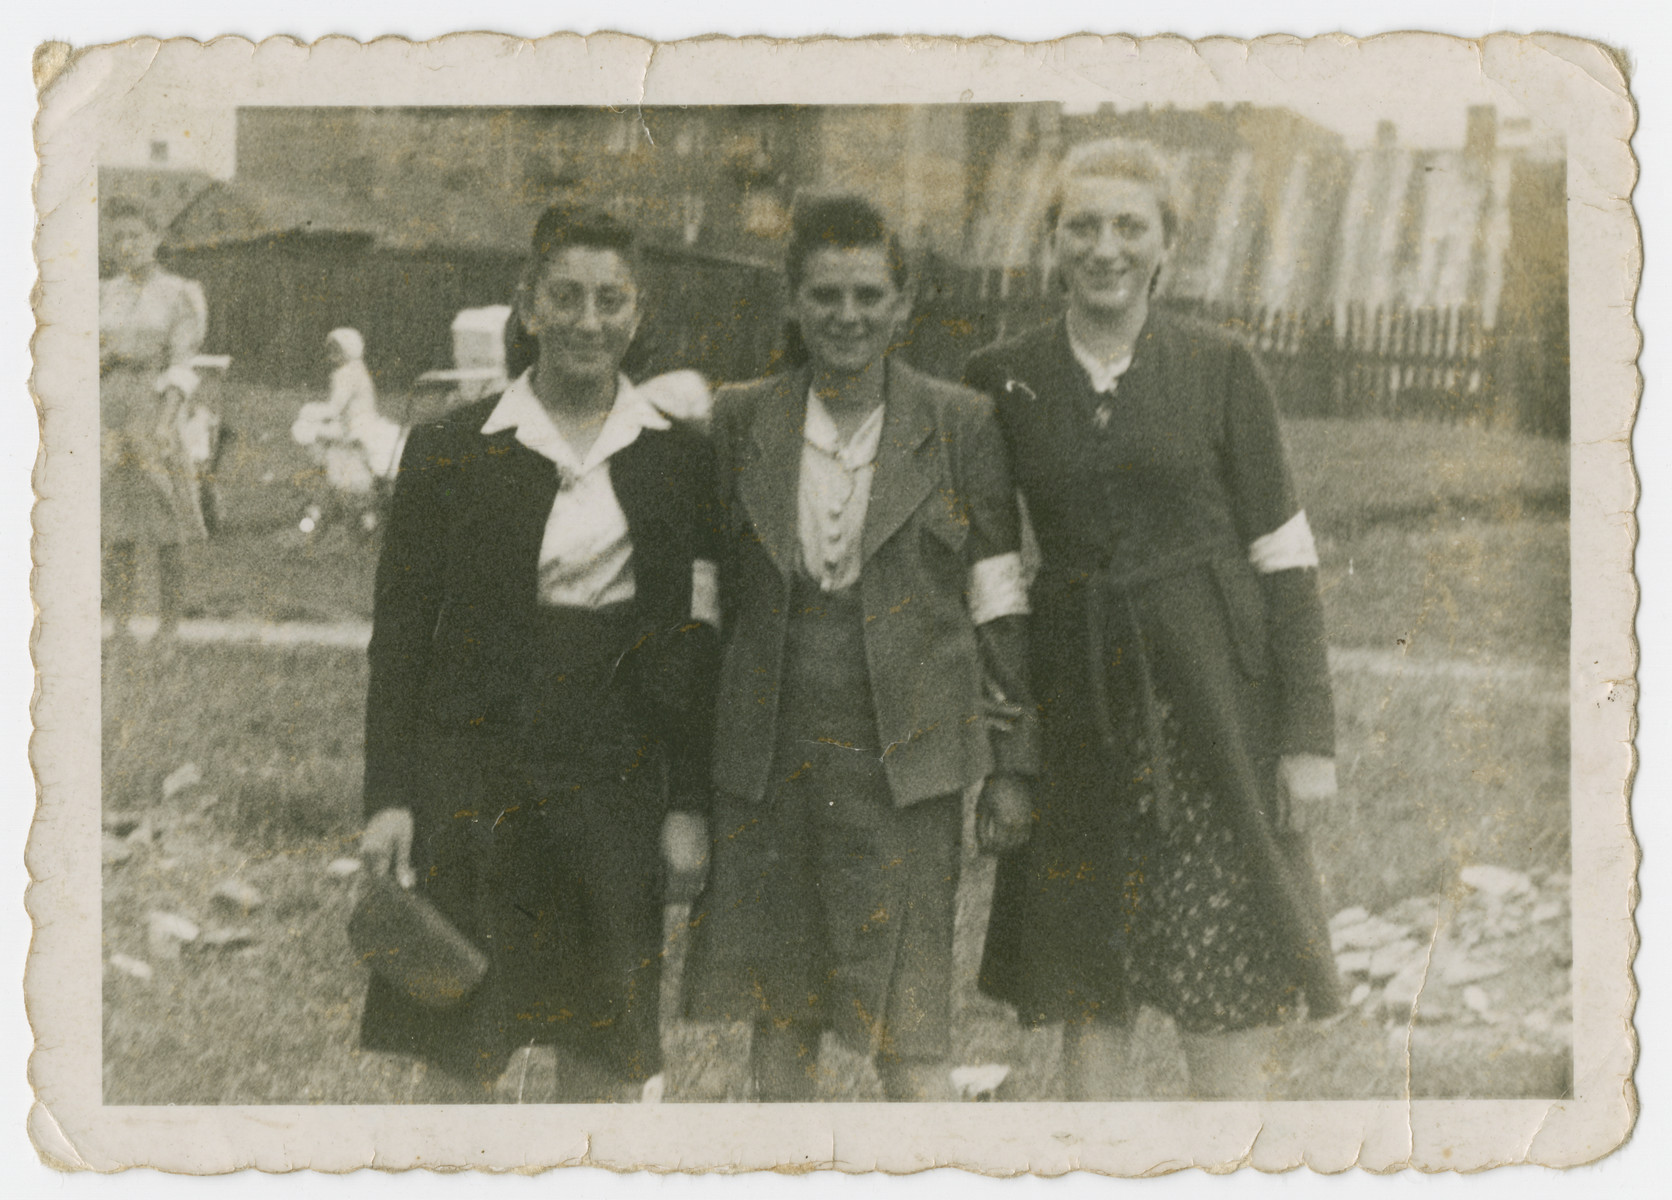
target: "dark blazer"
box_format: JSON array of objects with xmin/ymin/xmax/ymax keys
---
[
  {"xmin": 361, "ymin": 396, "xmax": 719, "ymax": 824},
  {"xmin": 708, "ymin": 357, "xmax": 1038, "ymax": 808}
]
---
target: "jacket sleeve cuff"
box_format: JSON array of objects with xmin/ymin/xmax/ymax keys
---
[
  {"xmin": 1259, "ymin": 569, "xmax": 1337, "ymax": 758},
  {"xmin": 989, "ymin": 711, "xmax": 1042, "ymax": 777}
]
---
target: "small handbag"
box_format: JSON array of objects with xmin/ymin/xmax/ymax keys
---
[{"xmin": 348, "ymin": 872, "xmax": 489, "ymax": 1009}]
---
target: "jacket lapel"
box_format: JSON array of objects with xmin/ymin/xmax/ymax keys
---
[
  {"xmin": 468, "ymin": 425, "xmax": 561, "ymax": 611},
  {"xmin": 861, "ymin": 358, "xmax": 938, "ymax": 564},
  {"xmin": 736, "ymin": 367, "xmax": 810, "ymax": 576}
]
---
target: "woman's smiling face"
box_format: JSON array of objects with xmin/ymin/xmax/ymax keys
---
[
  {"xmin": 522, "ymin": 246, "xmax": 640, "ymax": 384},
  {"xmin": 791, "ymin": 245, "xmax": 911, "ymax": 376},
  {"xmin": 1052, "ymin": 175, "xmax": 1170, "ymax": 319}
]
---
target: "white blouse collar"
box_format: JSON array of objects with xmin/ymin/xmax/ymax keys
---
[
  {"xmin": 482, "ymin": 370, "xmax": 672, "ymax": 474},
  {"xmin": 1065, "ymin": 317, "xmax": 1135, "ymax": 396},
  {"xmin": 803, "ymin": 388, "xmax": 886, "ymax": 471}
]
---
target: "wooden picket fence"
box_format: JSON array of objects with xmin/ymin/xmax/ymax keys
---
[{"xmin": 902, "ymin": 261, "xmax": 1563, "ymax": 435}]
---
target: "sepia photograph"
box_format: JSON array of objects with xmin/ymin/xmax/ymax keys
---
[{"xmin": 27, "ymin": 30, "xmax": 1637, "ymax": 1174}]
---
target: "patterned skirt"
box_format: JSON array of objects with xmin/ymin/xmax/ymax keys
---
[{"xmin": 981, "ymin": 677, "xmax": 1301, "ymax": 1036}]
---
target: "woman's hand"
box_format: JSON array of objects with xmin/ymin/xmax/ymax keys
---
[
  {"xmin": 361, "ymin": 807, "xmax": 416, "ymax": 889},
  {"xmin": 976, "ymin": 774, "xmax": 1034, "ymax": 855},
  {"xmin": 661, "ymin": 811, "xmax": 709, "ymax": 877}
]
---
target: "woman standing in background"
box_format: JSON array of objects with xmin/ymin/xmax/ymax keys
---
[
  {"xmin": 965, "ymin": 140, "xmax": 1342, "ymax": 1100},
  {"xmin": 100, "ymin": 198, "xmax": 209, "ymax": 632}
]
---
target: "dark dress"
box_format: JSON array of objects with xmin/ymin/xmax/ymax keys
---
[
  {"xmin": 964, "ymin": 313, "xmax": 1341, "ymax": 1034},
  {"xmin": 357, "ymin": 397, "xmax": 717, "ymax": 1085}
]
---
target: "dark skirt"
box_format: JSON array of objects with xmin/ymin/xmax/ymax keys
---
[
  {"xmin": 682, "ymin": 578, "xmax": 962, "ymax": 1062},
  {"xmin": 359, "ymin": 604, "xmax": 668, "ymax": 1085},
  {"xmin": 980, "ymin": 567, "xmax": 1309, "ymax": 1035}
]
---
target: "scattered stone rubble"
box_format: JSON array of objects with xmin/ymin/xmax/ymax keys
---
[{"xmin": 1329, "ymin": 863, "xmax": 1572, "ymax": 1051}]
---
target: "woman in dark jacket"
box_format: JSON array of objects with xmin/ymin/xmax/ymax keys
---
[
  {"xmin": 357, "ymin": 206, "xmax": 718, "ymax": 1103},
  {"xmin": 964, "ymin": 140, "xmax": 1341, "ymax": 1100},
  {"xmin": 681, "ymin": 196, "xmax": 1037, "ymax": 1102}
]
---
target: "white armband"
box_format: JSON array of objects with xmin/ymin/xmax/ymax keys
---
[
  {"xmin": 637, "ymin": 370, "xmax": 714, "ymax": 429},
  {"xmin": 968, "ymin": 552, "xmax": 1031, "ymax": 626},
  {"xmin": 1248, "ymin": 510, "xmax": 1319, "ymax": 574},
  {"xmin": 691, "ymin": 558, "xmax": 721, "ymax": 628}
]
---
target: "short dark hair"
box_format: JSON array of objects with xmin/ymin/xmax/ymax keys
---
[
  {"xmin": 528, "ymin": 204, "xmax": 638, "ymax": 266},
  {"xmin": 785, "ymin": 194, "xmax": 908, "ymax": 295},
  {"xmin": 104, "ymin": 198, "xmax": 158, "ymax": 230}
]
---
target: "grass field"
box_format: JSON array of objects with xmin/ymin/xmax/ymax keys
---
[{"xmin": 100, "ymin": 385, "xmax": 1572, "ymax": 1104}]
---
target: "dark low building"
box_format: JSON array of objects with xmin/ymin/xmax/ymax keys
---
[{"xmin": 160, "ymin": 176, "xmax": 785, "ymax": 391}]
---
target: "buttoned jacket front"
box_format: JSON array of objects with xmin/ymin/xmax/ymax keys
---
[{"xmin": 708, "ymin": 357, "xmax": 1034, "ymax": 808}]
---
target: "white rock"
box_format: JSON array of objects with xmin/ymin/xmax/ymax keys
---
[
  {"xmin": 1331, "ymin": 917, "xmax": 1409, "ymax": 953},
  {"xmin": 1460, "ymin": 865, "xmax": 1533, "ymax": 898},
  {"xmin": 147, "ymin": 912, "xmax": 200, "ymax": 943},
  {"xmin": 161, "ymin": 762, "xmax": 204, "ymax": 800},
  {"xmin": 1335, "ymin": 950, "xmax": 1372, "ymax": 977},
  {"xmin": 1522, "ymin": 1010, "xmax": 1553, "ymax": 1034},
  {"xmin": 1329, "ymin": 907, "xmax": 1370, "ymax": 933},
  {"xmin": 146, "ymin": 911, "xmax": 201, "ymax": 959},
  {"xmin": 201, "ymin": 926, "xmax": 256, "ymax": 950},
  {"xmin": 1368, "ymin": 939, "xmax": 1425, "ymax": 982},
  {"xmin": 211, "ymin": 879, "xmax": 264, "ymax": 913},
  {"xmin": 1531, "ymin": 901, "xmax": 1563, "ymax": 924},
  {"xmin": 1440, "ymin": 956, "xmax": 1508, "ymax": 987},
  {"xmin": 125, "ymin": 821, "xmax": 156, "ymax": 846},
  {"xmin": 102, "ymin": 836, "xmax": 134, "ymax": 866},
  {"xmin": 108, "ymin": 954, "xmax": 153, "ymax": 982},
  {"xmin": 1349, "ymin": 983, "xmax": 1373, "ymax": 1007},
  {"xmin": 327, "ymin": 857, "xmax": 362, "ymax": 878},
  {"xmin": 1462, "ymin": 986, "xmax": 1492, "ymax": 1016},
  {"xmin": 102, "ymin": 810, "xmax": 145, "ymax": 837},
  {"xmin": 1381, "ymin": 960, "xmax": 1429, "ymax": 1014},
  {"xmin": 949, "ymin": 1064, "xmax": 1011, "ymax": 1100}
]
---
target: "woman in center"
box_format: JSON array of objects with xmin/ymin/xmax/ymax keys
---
[{"xmin": 682, "ymin": 196, "xmax": 1037, "ymax": 1102}]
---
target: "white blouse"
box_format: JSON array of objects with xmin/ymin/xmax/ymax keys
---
[
  {"xmin": 482, "ymin": 370, "xmax": 719, "ymax": 620},
  {"xmin": 796, "ymin": 388, "xmax": 1029, "ymax": 625},
  {"xmin": 798, "ymin": 390, "xmax": 886, "ymax": 594}
]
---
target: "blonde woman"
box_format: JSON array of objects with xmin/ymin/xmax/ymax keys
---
[{"xmin": 965, "ymin": 140, "xmax": 1342, "ymax": 1100}]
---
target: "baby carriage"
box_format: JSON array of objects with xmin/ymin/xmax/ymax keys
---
[{"xmin": 291, "ymin": 328, "xmax": 406, "ymax": 535}]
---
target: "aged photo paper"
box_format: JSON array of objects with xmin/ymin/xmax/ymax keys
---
[{"xmin": 27, "ymin": 32, "xmax": 1637, "ymax": 1174}]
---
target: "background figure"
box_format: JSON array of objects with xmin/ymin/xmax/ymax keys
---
[
  {"xmin": 681, "ymin": 195, "xmax": 1037, "ymax": 1102},
  {"xmin": 356, "ymin": 207, "xmax": 718, "ymax": 1103},
  {"xmin": 966, "ymin": 140, "xmax": 1342, "ymax": 1100},
  {"xmin": 290, "ymin": 328, "xmax": 405, "ymax": 535},
  {"xmin": 99, "ymin": 198, "xmax": 210, "ymax": 632}
]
